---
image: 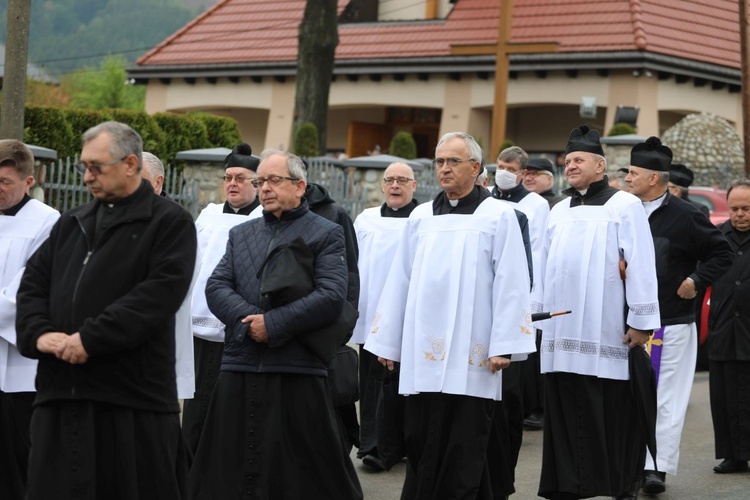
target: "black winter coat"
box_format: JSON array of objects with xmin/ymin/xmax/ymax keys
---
[
  {"xmin": 16, "ymin": 180, "xmax": 197, "ymax": 413},
  {"xmin": 648, "ymin": 192, "xmax": 732, "ymax": 325},
  {"xmin": 708, "ymin": 221, "xmax": 750, "ymax": 360},
  {"xmin": 206, "ymin": 200, "xmax": 348, "ymax": 377}
]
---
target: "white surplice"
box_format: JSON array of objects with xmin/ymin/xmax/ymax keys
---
[
  {"xmin": 191, "ymin": 203, "xmax": 261, "ymax": 343},
  {"xmin": 538, "ymin": 191, "xmax": 660, "ymax": 380},
  {"xmin": 0, "ymin": 199, "xmax": 59, "ymax": 392},
  {"xmin": 175, "ymin": 245, "xmax": 200, "ymax": 399},
  {"xmin": 364, "ymin": 198, "xmax": 537, "ymax": 401},
  {"xmin": 351, "ymin": 207, "xmax": 410, "ymax": 345}
]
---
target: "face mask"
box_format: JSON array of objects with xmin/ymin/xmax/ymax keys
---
[{"xmin": 495, "ymin": 169, "xmax": 519, "ymax": 190}]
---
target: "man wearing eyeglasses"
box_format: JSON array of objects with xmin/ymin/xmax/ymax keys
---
[
  {"xmin": 523, "ymin": 157, "xmax": 566, "ymax": 209},
  {"xmin": 183, "ymin": 142, "xmax": 261, "ymax": 454},
  {"xmin": 16, "ymin": 121, "xmax": 197, "ymax": 499},
  {"xmin": 354, "ymin": 162, "xmax": 418, "ymax": 471},
  {"xmin": 189, "ymin": 149, "xmax": 362, "ymax": 499},
  {"xmin": 0, "ymin": 140, "xmax": 59, "ymax": 500},
  {"xmin": 365, "ymin": 132, "xmax": 535, "ymax": 498}
]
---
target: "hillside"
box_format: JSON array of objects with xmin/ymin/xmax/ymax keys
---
[{"xmin": 0, "ymin": 0, "xmax": 206, "ymax": 76}]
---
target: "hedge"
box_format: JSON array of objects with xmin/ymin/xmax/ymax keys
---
[{"xmin": 20, "ymin": 105, "xmax": 244, "ymax": 163}]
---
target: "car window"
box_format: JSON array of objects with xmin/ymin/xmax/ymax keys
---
[{"xmin": 688, "ymin": 194, "xmax": 715, "ymax": 212}]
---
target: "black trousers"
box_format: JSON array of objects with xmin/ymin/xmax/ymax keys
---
[
  {"xmin": 709, "ymin": 359, "xmax": 750, "ymax": 461},
  {"xmin": 0, "ymin": 391, "xmax": 34, "ymax": 500}
]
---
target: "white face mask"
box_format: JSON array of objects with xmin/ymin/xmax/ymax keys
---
[{"xmin": 495, "ymin": 169, "xmax": 519, "ymax": 190}]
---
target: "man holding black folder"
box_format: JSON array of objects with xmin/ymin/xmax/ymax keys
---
[{"xmin": 188, "ymin": 149, "xmax": 362, "ymax": 499}]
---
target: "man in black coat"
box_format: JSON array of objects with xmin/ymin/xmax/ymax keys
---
[
  {"xmin": 708, "ymin": 179, "xmax": 750, "ymax": 474},
  {"xmin": 189, "ymin": 149, "xmax": 362, "ymax": 500},
  {"xmin": 625, "ymin": 137, "xmax": 732, "ymax": 495},
  {"xmin": 16, "ymin": 121, "xmax": 197, "ymax": 500}
]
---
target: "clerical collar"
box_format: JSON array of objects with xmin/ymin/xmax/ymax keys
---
[
  {"xmin": 492, "ymin": 183, "xmax": 530, "ymax": 203},
  {"xmin": 642, "ymin": 191, "xmax": 667, "ymax": 218},
  {"xmin": 381, "ymin": 198, "xmax": 418, "ymax": 218},
  {"xmin": 432, "ymin": 185, "xmax": 490, "ymax": 215},
  {"xmin": 563, "ymin": 176, "xmax": 617, "ymax": 207},
  {"xmin": 223, "ymin": 198, "xmax": 259, "ymax": 216},
  {"xmin": 0, "ymin": 194, "xmax": 31, "ymax": 216}
]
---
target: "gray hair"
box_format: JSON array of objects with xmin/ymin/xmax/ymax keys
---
[
  {"xmin": 727, "ymin": 178, "xmax": 750, "ymax": 198},
  {"xmin": 141, "ymin": 152, "xmax": 164, "ymax": 179},
  {"xmin": 259, "ymin": 148, "xmax": 307, "ymax": 183},
  {"xmin": 656, "ymin": 171, "xmax": 670, "ymax": 185},
  {"xmin": 476, "ymin": 166, "xmax": 488, "ymax": 185},
  {"xmin": 497, "ymin": 146, "xmax": 528, "ymax": 169},
  {"xmin": 436, "ymin": 132, "xmax": 482, "ymax": 163},
  {"xmin": 82, "ymin": 121, "xmax": 143, "ymax": 172}
]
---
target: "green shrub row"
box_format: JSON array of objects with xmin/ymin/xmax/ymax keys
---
[{"xmin": 21, "ymin": 106, "xmax": 242, "ymax": 162}]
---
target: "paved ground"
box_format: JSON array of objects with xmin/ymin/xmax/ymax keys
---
[{"xmin": 353, "ymin": 371, "xmax": 750, "ymax": 499}]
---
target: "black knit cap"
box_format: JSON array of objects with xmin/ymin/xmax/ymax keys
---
[
  {"xmin": 565, "ymin": 125, "xmax": 604, "ymax": 156},
  {"xmin": 224, "ymin": 143, "xmax": 259, "ymax": 171},
  {"xmin": 669, "ymin": 163, "xmax": 694, "ymax": 188},
  {"xmin": 630, "ymin": 136, "xmax": 672, "ymax": 172},
  {"xmin": 526, "ymin": 157, "xmax": 554, "ymax": 174}
]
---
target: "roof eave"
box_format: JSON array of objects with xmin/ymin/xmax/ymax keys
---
[{"xmin": 127, "ymin": 51, "xmax": 741, "ymax": 86}]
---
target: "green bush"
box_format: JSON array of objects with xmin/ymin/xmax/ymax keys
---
[
  {"xmin": 65, "ymin": 108, "xmax": 113, "ymax": 145},
  {"xmin": 389, "ymin": 131, "xmax": 417, "ymax": 159},
  {"xmin": 23, "ymin": 106, "xmax": 77, "ymax": 158},
  {"xmin": 21, "ymin": 106, "xmax": 239, "ymax": 162},
  {"xmin": 607, "ymin": 122, "xmax": 637, "ymax": 136},
  {"xmin": 293, "ymin": 122, "xmax": 319, "ymax": 157},
  {"xmin": 154, "ymin": 112, "xmax": 211, "ymax": 162},
  {"xmin": 193, "ymin": 113, "xmax": 243, "ymax": 148}
]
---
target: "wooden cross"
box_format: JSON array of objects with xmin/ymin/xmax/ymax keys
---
[{"xmin": 450, "ymin": 0, "xmax": 558, "ymax": 159}]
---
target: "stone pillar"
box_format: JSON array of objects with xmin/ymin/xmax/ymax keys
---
[{"xmin": 182, "ymin": 160, "xmax": 225, "ymax": 215}]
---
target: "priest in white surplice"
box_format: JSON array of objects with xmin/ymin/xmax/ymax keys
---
[
  {"xmin": 0, "ymin": 140, "xmax": 59, "ymax": 499},
  {"xmin": 365, "ymin": 132, "xmax": 536, "ymax": 498},
  {"xmin": 537, "ymin": 126, "xmax": 661, "ymax": 500},
  {"xmin": 181, "ymin": 143, "xmax": 261, "ymax": 453},
  {"xmin": 354, "ymin": 161, "xmax": 419, "ymax": 471}
]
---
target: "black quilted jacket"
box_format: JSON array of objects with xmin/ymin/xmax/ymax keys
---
[{"xmin": 206, "ymin": 200, "xmax": 348, "ymax": 376}]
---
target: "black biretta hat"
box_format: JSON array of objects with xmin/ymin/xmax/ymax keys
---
[
  {"xmin": 669, "ymin": 163, "xmax": 694, "ymax": 188},
  {"xmin": 224, "ymin": 143, "xmax": 259, "ymax": 171},
  {"xmin": 630, "ymin": 136, "xmax": 672, "ymax": 172},
  {"xmin": 565, "ymin": 125, "xmax": 604, "ymax": 156},
  {"xmin": 526, "ymin": 157, "xmax": 555, "ymax": 175}
]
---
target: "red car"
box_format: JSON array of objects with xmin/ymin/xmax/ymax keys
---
[{"xmin": 688, "ymin": 186, "xmax": 729, "ymax": 225}]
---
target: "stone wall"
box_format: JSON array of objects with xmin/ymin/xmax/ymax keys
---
[{"xmin": 661, "ymin": 113, "xmax": 745, "ymax": 188}]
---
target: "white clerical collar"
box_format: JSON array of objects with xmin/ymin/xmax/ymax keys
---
[
  {"xmin": 577, "ymin": 189, "xmax": 588, "ymax": 196},
  {"xmin": 448, "ymin": 199, "xmax": 459, "ymax": 207},
  {"xmin": 642, "ymin": 191, "xmax": 667, "ymax": 218}
]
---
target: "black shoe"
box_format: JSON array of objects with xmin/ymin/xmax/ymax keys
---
[
  {"xmin": 641, "ymin": 470, "xmax": 665, "ymax": 494},
  {"xmin": 713, "ymin": 459, "xmax": 749, "ymax": 474},
  {"xmin": 362, "ymin": 453, "xmax": 386, "ymax": 471},
  {"xmin": 523, "ymin": 411, "xmax": 544, "ymax": 430}
]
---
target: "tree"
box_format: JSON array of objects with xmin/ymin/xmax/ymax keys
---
[
  {"xmin": 389, "ymin": 131, "xmax": 417, "ymax": 159},
  {"xmin": 293, "ymin": 0, "xmax": 338, "ymax": 155},
  {"xmin": 0, "ymin": 0, "xmax": 31, "ymax": 139},
  {"xmin": 67, "ymin": 55, "xmax": 145, "ymax": 110}
]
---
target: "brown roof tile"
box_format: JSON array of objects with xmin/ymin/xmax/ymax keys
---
[{"xmin": 137, "ymin": 0, "xmax": 740, "ymax": 70}]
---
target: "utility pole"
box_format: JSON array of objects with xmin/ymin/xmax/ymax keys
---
[
  {"xmin": 0, "ymin": 0, "xmax": 31, "ymax": 140},
  {"xmin": 741, "ymin": 0, "xmax": 750, "ymax": 176}
]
